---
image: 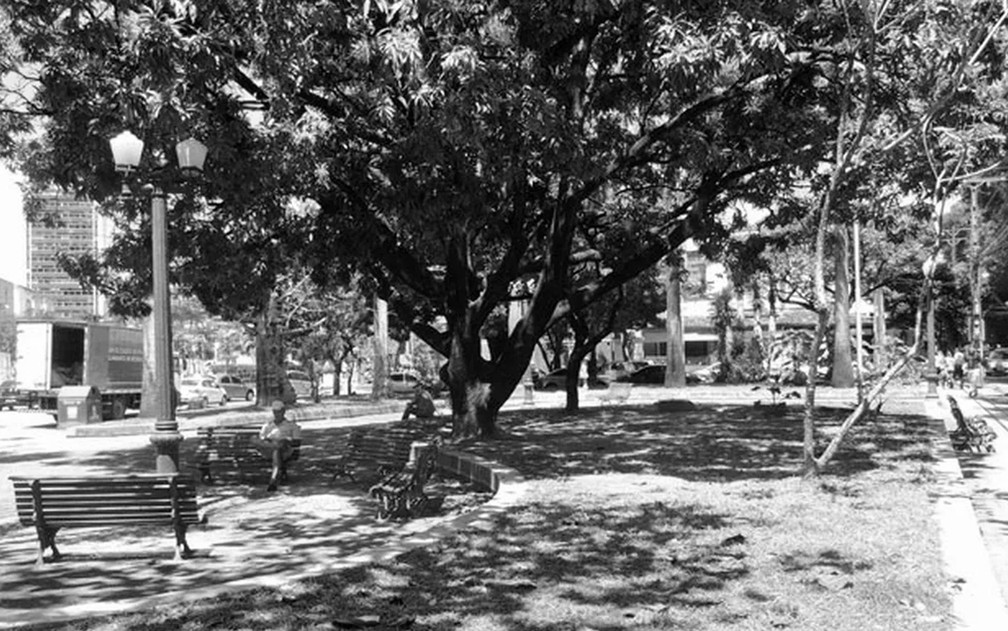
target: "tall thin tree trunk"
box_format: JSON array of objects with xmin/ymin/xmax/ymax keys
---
[
  {"xmin": 371, "ymin": 296, "xmax": 388, "ymax": 400},
  {"xmin": 873, "ymin": 289, "xmax": 887, "ymax": 373},
  {"xmin": 666, "ymin": 259, "xmax": 686, "ymax": 387},
  {"xmin": 832, "ymin": 226, "xmax": 855, "ymax": 387}
]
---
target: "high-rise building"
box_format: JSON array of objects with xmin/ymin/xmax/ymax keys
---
[{"xmin": 26, "ymin": 192, "xmax": 113, "ymax": 320}]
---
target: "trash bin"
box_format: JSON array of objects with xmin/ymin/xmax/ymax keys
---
[{"xmin": 56, "ymin": 386, "xmax": 103, "ymax": 426}]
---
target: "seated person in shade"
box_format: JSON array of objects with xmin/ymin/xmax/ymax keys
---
[
  {"xmin": 402, "ymin": 385, "xmax": 436, "ymax": 421},
  {"xmin": 255, "ymin": 400, "xmax": 302, "ymax": 492}
]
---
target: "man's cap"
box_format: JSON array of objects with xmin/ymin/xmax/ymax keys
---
[{"xmin": 271, "ymin": 400, "xmax": 286, "ymax": 411}]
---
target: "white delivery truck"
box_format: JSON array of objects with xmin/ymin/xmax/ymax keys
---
[{"xmin": 15, "ymin": 319, "xmax": 144, "ymax": 422}]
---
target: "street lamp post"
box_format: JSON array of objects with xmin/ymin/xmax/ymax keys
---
[{"xmin": 109, "ymin": 131, "xmax": 207, "ymax": 473}]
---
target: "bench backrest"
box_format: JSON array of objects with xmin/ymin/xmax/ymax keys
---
[
  {"xmin": 10, "ymin": 474, "xmax": 200, "ymax": 528},
  {"xmin": 197, "ymin": 425, "xmax": 301, "ymax": 461},
  {"xmin": 947, "ymin": 396, "xmax": 968, "ymax": 430},
  {"xmin": 347, "ymin": 424, "xmax": 424, "ymax": 468},
  {"xmin": 197, "ymin": 426, "xmax": 259, "ymax": 441}
]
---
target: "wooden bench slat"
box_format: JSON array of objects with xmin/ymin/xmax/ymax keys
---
[
  {"xmin": 368, "ymin": 440, "xmax": 441, "ymax": 520},
  {"xmin": 9, "ymin": 474, "xmax": 203, "ymax": 564},
  {"xmin": 195, "ymin": 425, "xmax": 301, "ymax": 485},
  {"xmin": 20, "ymin": 514, "xmax": 200, "ymax": 525},
  {"xmin": 11, "ymin": 475, "xmax": 190, "ymax": 483},
  {"xmin": 332, "ymin": 424, "xmax": 429, "ymax": 488},
  {"xmin": 28, "ymin": 510, "xmax": 200, "ymax": 520},
  {"xmin": 34, "ymin": 516, "xmax": 200, "ymax": 524},
  {"xmin": 12, "ymin": 485, "xmax": 181, "ymax": 494}
]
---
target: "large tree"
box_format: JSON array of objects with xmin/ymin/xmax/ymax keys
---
[
  {"xmin": 293, "ymin": 1, "xmax": 835, "ymax": 435},
  {"xmin": 1, "ymin": 1, "xmax": 841, "ymax": 436}
]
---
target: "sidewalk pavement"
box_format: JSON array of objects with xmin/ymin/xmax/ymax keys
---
[
  {"xmin": 933, "ymin": 383, "xmax": 1008, "ymax": 629},
  {"xmin": 0, "ymin": 401, "xmax": 525, "ymax": 629},
  {"xmin": 2, "ymin": 385, "xmax": 1007, "ymax": 629}
]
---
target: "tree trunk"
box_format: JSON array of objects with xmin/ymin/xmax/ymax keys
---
[
  {"xmin": 331, "ymin": 363, "xmax": 342, "ymax": 396},
  {"xmin": 447, "ymin": 339, "xmax": 495, "ymax": 437},
  {"xmin": 873, "ymin": 289, "xmax": 887, "ymax": 373},
  {"xmin": 371, "ymin": 295, "xmax": 388, "ymax": 400},
  {"xmin": 832, "ymin": 226, "xmax": 855, "ymax": 387},
  {"xmin": 803, "ymin": 307, "xmax": 829, "ymax": 476},
  {"xmin": 254, "ymin": 298, "xmax": 292, "ymax": 406},
  {"xmin": 767, "ymin": 276, "xmax": 778, "ymax": 337},
  {"xmin": 665, "ymin": 261, "xmax": 686, "ymax": 387},
  {"xmin": 565, "ymin": 349, "xmax": 588, "ymax": 412}
]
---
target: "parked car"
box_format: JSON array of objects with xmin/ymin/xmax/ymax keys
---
[
  {"xmin": 534, "ymin": 368, "xmax": 585, "ymax": 390},
  {"xmin": 178, "ymin": 376, "xmax": 228, "ymax": 408},
  {"xmin": 618, "ymin": 364, "xmax": 666, "ymax": 385},
  {"xmin": 597, "ymin": 360, "xmax": 651, "ymax": 384},
  {"xmin": 687, "ymin": 362, "xmax": 723, "ymax": 384},
  {"xmin": 988, "ymin": 348, "xmax": 1008, "ymax": 376},
  {"xmin": 216, "ymin": 374, "xmax": 256, "ymax": 402},
  {"xmin": 286, "ymin": 370, "xmax": 314, "ymax": 399},
  {"xmin": 387, "ymin": 371, "xmax": 421, "ymax": 394}
]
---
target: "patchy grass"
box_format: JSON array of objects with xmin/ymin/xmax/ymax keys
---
[{"xmin": 23, "ymin": 399, "xmax": 951, "ymax": 630}]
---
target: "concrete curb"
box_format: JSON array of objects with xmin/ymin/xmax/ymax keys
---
[
  {"xmin": 63, "ymin": 401, "xmax": 405, "ymax": 438},
  {"xmin": 926, "ymin": 397, "xmax": 1008, "ymax": 630},
  {"xmin": 0, "ymin": 447, "xmax": 526, "ymax": 629}
]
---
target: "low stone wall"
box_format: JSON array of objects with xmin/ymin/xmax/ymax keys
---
[
  {"xmin": 66, "ymin": 399, "xmax": 404, "ymax": 437},
  {"xmin": 435, "ymin": 449, "xmax": 499, "ymax": 492}
]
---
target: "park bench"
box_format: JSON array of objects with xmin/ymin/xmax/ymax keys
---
[
  {"xmin": 195, "ymin": 425, "xmax": 301, "ymax": 484},
  {"xmin": 599, "ymin": 382, "xmax": 632, "ymax": 406},
  {"xmin": 369, "ymin": 438, "xmax": 443, "ymax": 520},
  {"xmin": 947, "ymin": 395, "xmax": 996, "ymax": 453},
  {"xmin": 9, "ymin": 473, "xmax": 202, "ymax": 565},
  {"xmin": 330, "ymin": 423, "xmax": 426, "ymax": 487}
]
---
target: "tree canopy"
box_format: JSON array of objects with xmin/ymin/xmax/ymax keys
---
[{"xmin": 7, "ymin": 1, "xmax": 1004, "ymax": 442}]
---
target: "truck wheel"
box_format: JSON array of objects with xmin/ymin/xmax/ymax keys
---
[
  {"xmin": 111, "ymin": 398, "xmax": 127, "ymax": 420},
  {"xmin": 245, "ymin": 390, "xmax": 254, "ymax": 401}
]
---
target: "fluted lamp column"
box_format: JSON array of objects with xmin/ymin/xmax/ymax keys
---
[{"xmin": 110, "ymin": 131, "xmax": 207, "ymax": 473}]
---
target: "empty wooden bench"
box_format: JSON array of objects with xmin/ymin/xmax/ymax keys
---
[
  {"xmin": 9, "ymin": 474, "xmax": 202, "ymax": 565},
  {"xmin": 195, "ymin": 425, "xmax": 301, "ymax": 484},
  {"xmin": 947, "ymin": 395, "xmax": 996, "ymax": 453},
  {"xmin": 369, "ymin": 439, "xmax": 443, "ymax": 520},
  {"xmin": 331, "ymin": 424, "xmax": 426, "ymax": 486}
]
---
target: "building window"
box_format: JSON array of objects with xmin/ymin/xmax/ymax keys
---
[{"xmin": 643, "ymin": 342, "xmax": 668, "ymax": 358}]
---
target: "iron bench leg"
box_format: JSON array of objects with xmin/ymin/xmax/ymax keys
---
[
  {"xmin": 33, "ymin": 524, "xmax": 60, "ymax": 566},
  {"xmin": 173, "ymin": 522, "xmax": 191, "ymax": 561}
]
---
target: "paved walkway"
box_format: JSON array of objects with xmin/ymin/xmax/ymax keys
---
[
  {"xmin": 2, "ymin": 385, "xmax": 1008, "ymax": 629},
  {"xmin": 935, "ymin": 381, "xmax": 1008, "ymax": 629}
]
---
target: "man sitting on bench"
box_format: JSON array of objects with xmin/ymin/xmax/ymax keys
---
[
  {"xmin": 255, "ymin": 400, "xmax": 302, "ymax": 492},
  {"xmin": 402, "ymin": 385, "xmax": 436, "ymax": 421}
]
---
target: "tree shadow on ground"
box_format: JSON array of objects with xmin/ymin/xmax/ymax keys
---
[
  {"xmin": 465, "ymin": 403, "xmax": 939, "ymax": 482},
  {"xmin": 5, "ymin": 398, "xmax": 946, "ymax": 631},
  {"xmin": 32, "ymin": 481, "xmax": 914, "ymax": 631}
]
